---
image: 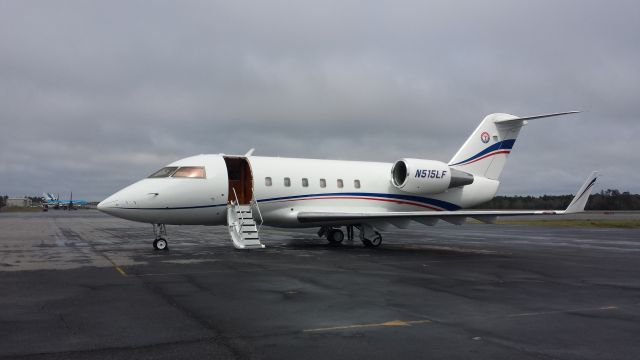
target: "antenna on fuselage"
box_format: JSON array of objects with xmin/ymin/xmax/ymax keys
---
[{"xmin": 244, "ymin": 148, "xmax": 255, "ymax": 157}]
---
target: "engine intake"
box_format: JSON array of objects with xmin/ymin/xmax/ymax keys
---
[{"xmin": 391, "ymin": 158, "xmax": 474, "ymax": 195}]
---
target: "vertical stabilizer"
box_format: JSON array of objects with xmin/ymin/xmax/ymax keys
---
[
  {"xmin": 448, "ymin": 113, "xmax": 523, "ymax": 180},
  {"xmin": 448, "ymin": 111, "xmax": 579, "ymax": 180}
]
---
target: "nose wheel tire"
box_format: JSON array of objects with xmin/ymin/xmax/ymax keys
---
[
  {"xmin": 153, "ymin": 238, "xmax": 168, "ymax": 251},
  {"xmin": 327, "ymin": 229, "xmax": 345, "ymax": 244},
  {"xmin": 362, "ymin": 231, "xmax": 382, "ymax": 248}
]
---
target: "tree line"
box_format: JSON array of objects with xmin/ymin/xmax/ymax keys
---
[{"xmin": 476, "ymin": 189, "xmax": 640, "ymax": 211}]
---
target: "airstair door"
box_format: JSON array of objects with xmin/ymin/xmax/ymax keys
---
[{"xmin": 224, "ymin": 157, "xmax": 253, "ymax": 204}]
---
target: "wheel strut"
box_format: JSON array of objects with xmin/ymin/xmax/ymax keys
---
[{"xmin": 152, "ymin": 224, "xmax": 169, "ymax": 251}]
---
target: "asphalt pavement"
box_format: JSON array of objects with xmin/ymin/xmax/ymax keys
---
[{"xmin": 1, "ymin": 210, "xmax": 639, "ymax": 359}]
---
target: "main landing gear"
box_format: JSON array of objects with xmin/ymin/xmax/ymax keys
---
[
  {"xmin": 327, "ymin": 228, "xmax": 345, "ymax": 244},
  {"xmin": 319, "ymin": 225, "xmax": 382, "ymax": 248},
  {"xmin": 153, "ymin": 224, "xmax": 169, "ymax": 251},
  {"xmin": 359, "ymin": 224, "xmax": 382, "ymax": 248}
]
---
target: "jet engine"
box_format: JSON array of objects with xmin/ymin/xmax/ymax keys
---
[{"xmin": 390, "ymin": 158, "xmax": 474, "ymax": 195}]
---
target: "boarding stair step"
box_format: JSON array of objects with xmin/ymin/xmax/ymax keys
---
[{"xmin": 227, "ymin": 202, "xmax": 265, "ymax": 250}]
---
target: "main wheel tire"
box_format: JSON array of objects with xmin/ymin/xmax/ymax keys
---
[
  {"xmin": 153, "ymin": 238, "xmax": 168, "ymax": 251},
  {"xmin": 362, "ymin": 231, "xmax": 382, "ymax": 248},
  {"xmin": 327, "ymin": 229, "xmax": 345, "ymax": 244}
]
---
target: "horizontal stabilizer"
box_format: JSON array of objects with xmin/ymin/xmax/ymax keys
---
[{"xmin": 494, "ymin": 111, "xmax": 580, "ymax": 124}]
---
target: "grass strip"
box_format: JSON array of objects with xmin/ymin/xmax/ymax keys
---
[{"xmin": 495, "ymin": 219, "xmax": 640, "ymax": 228}]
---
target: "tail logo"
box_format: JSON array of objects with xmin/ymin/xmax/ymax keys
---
[{"xmin": 480, "ymin": 131, "xmax": 490, "ymax": 143}]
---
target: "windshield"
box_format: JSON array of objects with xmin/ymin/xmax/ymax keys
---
[
  {"xmin": 172, "ymin": 166, "xmax": 206, "ymax": 178},
  {"xmin": 148, "ymin": 167, "xmax": 178, "ymax": 178}
]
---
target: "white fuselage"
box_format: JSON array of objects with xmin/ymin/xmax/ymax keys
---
[{"xmin": 98, "ymin": 154, "xmax": 499, "ymax": 227}]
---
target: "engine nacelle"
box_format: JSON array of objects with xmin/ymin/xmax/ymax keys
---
[{"xmin": 391, "ymin": 158, "xmax": 474, "ymax": 195}]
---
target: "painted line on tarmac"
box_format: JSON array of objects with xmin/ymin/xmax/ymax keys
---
[
  {"xmin": 114, "ymin": 264, "xmax": 128, "ymax": 277},
  {"xmin": 102, "ymin": 255, "xmax": 128, "ymax": 277},
  {"xmin": 303, "ymin": 319, "xmax": 431, "ymax": 333},
  {"xmin": 134, "ymin": 270, "xmax": 229, "ymax": 277}
]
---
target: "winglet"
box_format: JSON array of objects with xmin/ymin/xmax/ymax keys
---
[{"xmin": 563, "ymin": 171, "xmax": 599, "ymax": 214}]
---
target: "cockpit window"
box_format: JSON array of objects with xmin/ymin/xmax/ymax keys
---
[
  {"xmin": 148, "ymin": 167, "xmax": 178, "ymax": 178},
  {"xmin": 172, "ymin": 166, "xmax": 206, "ymax": 178}
]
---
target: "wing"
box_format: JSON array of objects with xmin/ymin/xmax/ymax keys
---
[{"xmin": 298, "ymin": 171, "xmax": 598, "ymax": 227}]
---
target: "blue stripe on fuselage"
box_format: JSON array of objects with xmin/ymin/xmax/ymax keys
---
[
  {"xmin": 110, "ymin": 193, "xmax": 461, "ymax": 212},
  {"xmin": 449, "ymin": 139, "xmax": 516, "ymax": 166},
  {"xmin": 113, "ymin": 203, "xmax": 227, "ymax": 210}
]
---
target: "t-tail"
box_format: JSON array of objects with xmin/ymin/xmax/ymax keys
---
[
  {"xmin": 43, "ymin": 193, "xmax": 57, "ymax": 202},
  {"xmin": 448, "ymin": 111, "xmax": 579, "ymax": 180}
]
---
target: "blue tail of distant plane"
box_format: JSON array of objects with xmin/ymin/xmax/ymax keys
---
[
  {"xmin": 43, "ymin": 193, "xmax": 57, "ymax": 201},
  {"xmin": 42, "ymin": 192, "xmax": 87, "ymax": 206}
]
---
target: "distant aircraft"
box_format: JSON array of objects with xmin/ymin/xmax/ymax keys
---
[
  {"xmin": 43, "ymin": 192, "xmax": 88, "ymax": 209},
  {"xmin": 98, "ymin": 111, "xmax": 598, "ymax": 251}
]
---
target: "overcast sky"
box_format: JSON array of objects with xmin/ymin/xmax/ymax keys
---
[{"xmin": 1, "ymin": 0, "xmax": 638, "ymax": 201}]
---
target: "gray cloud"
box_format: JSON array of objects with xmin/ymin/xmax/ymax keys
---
[{"xmin": 1, "ymin": 0, "xmax": 639, "ymax": 200}]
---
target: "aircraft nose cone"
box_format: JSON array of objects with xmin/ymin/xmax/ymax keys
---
[
  {"xmin": 97, "ymin": 180, "xmax": 152, "ymax": 220},
  {"xmin": 97, "ymin": 197, "xmax": 118, "ymax": 214}
]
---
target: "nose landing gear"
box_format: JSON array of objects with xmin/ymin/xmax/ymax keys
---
[
  {"xmin": 153, "ymin": 224, "xmax": 169, "ymax": 251},
  {"xmin": 153, "ymin": 238, "xmax": 168, "ymax": 250}
]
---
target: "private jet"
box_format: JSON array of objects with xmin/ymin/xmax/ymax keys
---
[{"xmin": 98, "ymin": 111, "xmax": 597, "ymax": 250}]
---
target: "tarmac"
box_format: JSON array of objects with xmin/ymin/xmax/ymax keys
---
[{"xmin": 0, "ymin": 210, "xmax": 639, "ymax": 359}]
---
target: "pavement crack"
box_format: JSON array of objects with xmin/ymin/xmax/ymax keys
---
[
  {"xmin": 58, "ymin": 313, "xmax": 71, "ymax": 332},
  {"xmin": 140, "ymin": 279, "xmax": 248, "ymax": 360}
]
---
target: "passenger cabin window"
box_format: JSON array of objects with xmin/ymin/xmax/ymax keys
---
[
  {"xmin": 354, "ymin": 179, "xmax": 361, "ymax": 189},
  {"xmin": 302, "ymin": 178, "xmax": 309, "ymax": 187},
  {"xmin": 148, "ymin": 167, "xmax": 178, "ymax": 178},
  {"xmin": 265, "ymin": 177, "xmax": 272, "ymax": 186},
  {"xmin": 284, "ymin": 177, "xmax": 291, "ymax": 187},
  {"xmin": 337, "ymin": 179, "xmax": 344, "ymax": 188},
  {"xmin": 172, "ymin": 166, "xmax": 206, "ymax": 178},
  {"xmin": 320, "ymin": 178, "xmax": 326, "ymax": 188}
]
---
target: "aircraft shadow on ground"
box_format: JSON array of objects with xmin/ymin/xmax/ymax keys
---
[{"xmin": 271, "ymin": 238, "xmax": 501, "ymax": 257}]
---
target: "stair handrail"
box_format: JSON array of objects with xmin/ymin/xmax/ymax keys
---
[
  {"xmin": 231, "ymin": 187, "xmax": 240, "ymax": 206},
  {"xmin": 251, "ymin": 197, "xmax": 264, "ymax": 233},
  {"xmin": 231, "ymin": 188, "xmax": 243, "ymax": 234}
]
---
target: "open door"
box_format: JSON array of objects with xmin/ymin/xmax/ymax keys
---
[{"xmin": 224, "ymin": 157, "xmax": 253, "ymax": 205}]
